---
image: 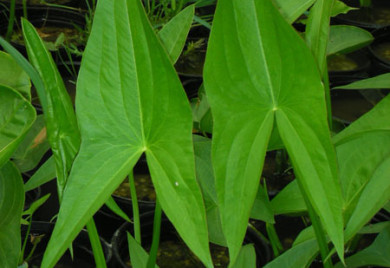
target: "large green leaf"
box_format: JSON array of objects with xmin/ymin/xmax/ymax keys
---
[
  {"xmin": 41, "ymin": 0, "xmax": 211, "ymax": 267},
  {"xmin": 273, "ymin": 0, "xmax": 316, "ymax": 24},
  {"xmin": 158, "ymin": 4, "xmax": 194, "ymax": 63},
  {"xmin": 0, "ymin": 85, "xmax": 36, "ymax": 169},
  {"xmin": 0, "ymin": 161, "xmax": 25, "ymax": 268},
  {"xmin": 204, "ymin": 0, "xmax": 343, "ymax": 264},
  {"xmin": 327, "ymin": 25, "xmax": 373, "ymax": 56},
  {"xmin": 21, "ymin": 19, "xmax": 80, "ymax": 196},
  {"xmin": 0, "ymin": 51, "xmax": 31, "ymax": 100}
]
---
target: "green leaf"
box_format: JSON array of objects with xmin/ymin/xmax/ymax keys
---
[
  {"xmin": 330, "ymin": 0, "xmax": 356, "ymax": 17},
  {"xmin": 231, "ymin": 244, "xmax": 257, "ymax": 268},
  {"xmin": 271, "ymin": 180, "xmax": 306, "ymax": 215},
  {"xmin": 250, "ymin": 185, "xmax": 274, "ymax": 224},
  {"xmin": 127, "ymin": 232, "xmax": 159, "ymax": 268},
  {"xmin": 0, "ymin": 51, "xmax": 31, "ymax": 100},
  {"xmin": 358, "ymin": 221, "xmax": 390, "ymax": 234},
  {"xmin": 204, "ymin": 0, "xmax": 344, "ymax": 263},
  {"xmin": 158, "ymin": 5, "xmax": 195, "ymax": 63},
  {"xmin": 21, "ymin": 18, "xmax": 81, "ymax": 197},
  {"xmin": 327, "ymin": 25, "xmax": 373, "ymax": 56},
  {"xmin": 333, "ymin": 73, "xmax": 390, "ymax": 90},
  {"xmin": 335, "ymin": 226, "xmax": 390, "ymax": 268},
  {"xmin": 0, "ymin": 161, "xmax": 25, "ymax": 268},
  {"xmin": 105, "ymin": 196, "xmax": 131, "ymax": 223},
  {"xmin": 273, "ymin": 0, "xmax": 316, "ymax": 24},
  {"xmin": 22, "ymin": 193, "xmax": 51, "ymax": 217},
  {"xmin": 12, "ymin": 115, "xmax": 50, "ymax": 172},
  {"xmin": 264, "ymin": 239, "xmax": 319, "ymax": 268},
  {"xmin": 24, "ymin": 156, "xmax": 56, "ymax": 192},
  {"xmin": 41, "ymin": 1, "xmax": 211, "ymax": 267},
  {"xmin": 0, "ymin": 85, "xmax": 36, "ymax": 169}
]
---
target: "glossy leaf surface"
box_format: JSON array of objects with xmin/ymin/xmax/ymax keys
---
[
  {"xmin": 0, "ymin": 51, "xmax": 30, "ymax": 100},
  {"xmin": 327, "ymin": 25, "xmax": 373, "ymax": 56},
  {"xmin": 22, "ymin": 19, "xmax": 80, "ymax": 196},
  {"xmin": 0, "ymin": 161, "xmax": 25, "ymax": 268},
  {"xmin": 158, "ymin": 4, "xmax": 194, "ymax": 63},
  {"xmin": 0, "ymin": 85, "xmax": 36, "ymax": 168},
  {"xmin": 42, "ymin": 0, "xmax": 211, "ymax": 267},
  {"xmin": 204, "ymin": 0, "xmax": 343, "ymax": 263}
]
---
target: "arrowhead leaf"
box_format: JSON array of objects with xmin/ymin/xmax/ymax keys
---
[
  {"xmin": 204, "ymin": 0, "xmax": 344, "ymax": 264},
  {"xmin": 41, "ymin": 0, "xmax": 211, "ymax": 267}
]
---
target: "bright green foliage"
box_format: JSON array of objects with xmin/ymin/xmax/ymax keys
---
[
  {"xmin": 158, "ymin": 4, "xmax": 195, "ymax": 63},
  {"xmin": 271, "ymin": 181, "xmax": 306, "ymax": 215},
  {"xmin": 127, "ymin": 233, "xmax": 159, "ymax": 268},
  {"xmin": 231, "ymin": 244, "xmax": 257, "ymax": 268},
  {"xmin": 24, "ymin": 156, "xmax": 55, "ymax": 191},
  {"xmin": 0, "ymin": 161, "xmax": 25, "ymax": 268},
  {"xmin": 22, "ymin": 19, "xmax": 81, "ymax": 197},
  {"xmin": 0, "ymin": 51, "xmax": 31, "ymax": 100},
  {"xmin": 0, "ymin": 85, "xmax": 36, "ymax": 169},
  {"xmin": 204, "ymin": 0, "xmax": 344, "ymax": 264},
  {"xmin": 41, "ymin": 0, "xmax": 211, "ymax": 267},
  {"xmin": 327, "ymin": 25, "xmax": 373, "ymax": 56}
]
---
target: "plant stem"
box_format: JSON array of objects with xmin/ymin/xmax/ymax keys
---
[
  {"xmin": 323, "ymin": 65, "xmax": 333, "ymax": 130},
  {"xmin": 129, "ymin": 171, "xmax": 141, "ymax": 244},
  {"xmin": 299, "ymin": 184, "xmax": 333, "ymax": 268},
  {"xmin": 19, "ymin": 217, "xmax": 32, "ymax": 265},
  {"xmin": 360, "ymin": 0, "xmax": 372, "ymax": 7},
  {"xmin": 22, "ymin": 0, "xmax": 27, "ymax": 18},
  {"xmin": 86, "ymin": 219, "xmax": 107, "ymax": 268},
  {"xmin": 6, "ymin": 0, "xmax": 16, "ymax": 41},
  {"xmin": 147, "ymin": 199, "xmax": 162, "ymax": 268},
  {"xmin": 266, "ymin": 222, "xmax": 283, "ymax": 257}
]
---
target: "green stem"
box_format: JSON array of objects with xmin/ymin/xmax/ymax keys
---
[
  {"xmin": 147, "ymin": 199, "xmax": 162, "ymax": 268},
  {"xmin": 323, "ymin": 65, "xmax": 333, "ymax": 130},
  {"xmin": 299, "ymin": 183, "xmax": 333, "ymax": 268},
  {"xmin": 86, "ymin": 219, "xmax": 107, "ymax": 268},
  {"xmin": 22, "ymin": 0, "xmax": 27, "ymax": 18},
  {"xmin": 171, "ymin": 0, "xmax": 176, "ymax": 11},
  {"xmin": 129, "ymin": 171, "xmax": 141, "ymax": 244},
  {"xmin": 359, "ymin": 0, "xmax": 371, "ymax": 7},
  {"xmin": 266, "ymin": 223, "xmax": 283, "ymax": 257},
  {"xmin": 6, "ymin": 0, "xmax": 16, "ymax": 41},
  {"xmin": 19, "ymin": 217, "xmax": 32, "ymax": 265}
]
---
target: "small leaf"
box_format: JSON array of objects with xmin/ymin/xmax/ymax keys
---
[
  {"xmin": 250, "ymin": 185, "xmax": 274, "ymax": 224},
  {"xmin": 127, "ymin": 232, "xmax": 159, "ymax": 268},
  {"xmin": 333, "ymin": 73, "xmax": 390, "ymax": 90},
  {"xmin": 24, "ymin": 156, "xmax": 56, "ymax": 192},
  {"xmin": 158, "ymin": 5, "xmax": 195, "ymax": 63},
  {"xmin": 330, "ymin": 0, "xmax": 357, "ymax": 17},
  {"xmin": 327, "ymin": 25, "xmax": 373, "ymax": 56},
  {"xmin": 273, "ymin": 0, "xmax": 316, "ymax": 24},
  {"xmin": 271, "ymin": 180, "xmax": 306, "ymax": 215},
  {"xmin": 22, "ymin": 193, "xmax": 51, "ymax": 217},
  {"xmin": 105, "ymin": 196, "xmax": 131, "ymax": 223},
  {"xmin": 0, "ymin": 161, "xmax": 25, "ymax": 268}
]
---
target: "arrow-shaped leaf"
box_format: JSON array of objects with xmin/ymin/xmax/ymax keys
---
[
  {"xmin": 204, "ymin": 0, "xmax": 344, "ymax": 264},
  {"xmin": 41, "ymin": 0, "xmax": 211, "ymax": 267}
]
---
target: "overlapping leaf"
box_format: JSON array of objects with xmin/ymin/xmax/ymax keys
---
[
  {"xmin": 41, "ymin": 0, "xmax": 211, "ymax": 267},
  {"xmin": 22, "ymin": 19, "xmax": 80, "ymax": 196},
  {"xmin": 204, "ymin": 0, "xmax": 344, "ymax": 264},
  {"xmin": 0, "ymin": 161, "xmax": 25, "ymax": 268}
]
